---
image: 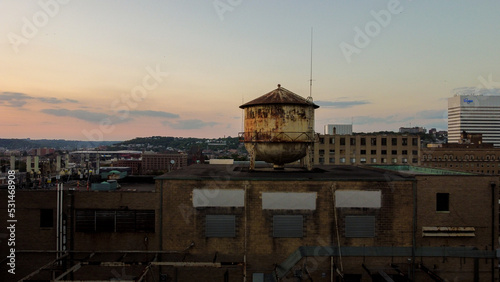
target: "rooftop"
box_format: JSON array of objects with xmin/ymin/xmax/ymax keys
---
[
  {"xmin": 239, "ymin": 84, "xmax": 319, "ymax": 109},
  {"xmin": 155, "ymin": 164, "xmax": 412, "ymax": 181},
  {"xmin": 370, "ymin": 165, "xmax": 474, "ymax": 175}
]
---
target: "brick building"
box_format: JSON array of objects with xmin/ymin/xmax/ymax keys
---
[
  {"xmin": 2, "ymin": 164, "xmax": 498, "ymax": 281},
  {"xmin": 314, "ymin": 134, "xmax": 420, "ymax": 166},
  {"xmin": 111, "ymin": 153, "xmax": 188, "ymax": 175},
  {"xmin": 112, "ymin": 159, "xmax": 142, "ymax": 175},
  {"xmin": 422, "ymin": 132, "xmax": 500, "ymax": 174},
  {"xmin": 141, "ymin": 153, "xmax": 187, "ymax": 174}
]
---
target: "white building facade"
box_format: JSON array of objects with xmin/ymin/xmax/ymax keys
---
[
  {"xmin": 324, "ymin": 124, "xmax": 353, "ymax": 135},
  {"xmin": 448, "ymin": 95, "xmax": 500, "ymax": 147}
]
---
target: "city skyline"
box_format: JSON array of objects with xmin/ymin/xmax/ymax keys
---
[{"xmin": 1, "ymin": 1, "xmax": 500, "ymax": 141}]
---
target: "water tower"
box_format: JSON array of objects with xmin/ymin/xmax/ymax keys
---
[{"xmin": 239, "ymin": 84, "xmax": 319, "ymax": 170}]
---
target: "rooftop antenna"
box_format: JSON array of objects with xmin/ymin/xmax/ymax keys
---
[{"xmin": 308, "ymin": 27, "xmax": 314, "ymax": 101}]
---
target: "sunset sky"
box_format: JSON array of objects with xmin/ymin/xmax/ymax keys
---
[{"xmin": 1, "ymin": 1, "xmax": 499, "ymax": 141}]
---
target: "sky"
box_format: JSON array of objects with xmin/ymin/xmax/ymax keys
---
[{"xmin": 1, "ymin": 1, "xmax": 500, "ymax": 141}]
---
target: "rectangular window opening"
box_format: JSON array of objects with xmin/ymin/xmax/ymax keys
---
[{"xmin": 436, "ymin": 193, "xmax": 449, "ymax": 212}]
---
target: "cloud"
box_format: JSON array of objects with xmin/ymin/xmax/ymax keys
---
[
  {"xmin": 124, "ymin": 110, "xmax": 179, "ymax": 118},
  {"xmin": 315, "ymin": 100, "xmax": 370, "ymax": 108},
  {"xmin": 345, "ymin": 114, "xmax": 413, "ymax": 125},
  {"xmin": 41, "ymin": 109, "xmax": 131, "ymax": 124},
  {"xmin": 163, "ymin": 119, "xmax": 219, "ymax": 130},
  {"xmin": 415, "ymin": 110, "xmax": 447, "ymax": 120},
  {"xmin": 0, "ymin": 92, "xmax": 34, "ymax": 107},
  {"xmin": 452, "ymin": 87, "xmax": 500, "ymax": 96},
  {"xmin": 0, "ymin": 92, "xmax": 79, "ymax": 107}
]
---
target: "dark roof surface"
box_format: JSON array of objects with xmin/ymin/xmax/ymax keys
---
[
  {"xmin": 155, "ymin": 164, "xmax": 412, "ymax": 181},
  {"xmin": 239, "ymin": 85, "xmax": 319, "ymax": 109}
]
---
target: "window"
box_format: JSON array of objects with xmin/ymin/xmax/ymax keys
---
[
  {"xmin": 371, "ymin": 138, "xmax": 377, "ymax": 145},
  {"xmin": 402, "ymin": 138, "xmax": 408, "ymax": 146},
  {"xmin": 319, "ymin": 157, "xmax": 324, "ymax": 164},
  {"xmin": 340, "ymin": 138, "xmax": 345, "ymax": 145},
  {"xmin": 412, "ymin": 150, "xmax": 418, "ymax": 155},
  {"xmin": 329, "ymin": 149, "xmax": 335, "ymax": 154},
  {"xmin": 360, "ymin": 158, "xmax": 367, "ymax": 163},
  {"xmin": 329, "ymin": 158, "xmax": 335, "ymax": 163},
  {"xmin": 402, "ymin": 150, "xmax": 408, "ymax": 155},
  {"xmin": 371, "ymin": 150, "xmax": 377, "ymax": 155},
  {"xmin": 381, "ymin": 150, "xmax": 387, "ymax": 155},
  {"xmin": 319, "ymin": 149, "xmax": 325, "ymax": 155},
  {"xmin": 340, "ymin": 157, "xmax": 346, "ymax": 163},
  {"xmin": 360, "ymin": 150, "xmax": 366, "ymax": 155},
  {"xmin": 273, "ymin": 215, "xmax": 303, "ymax": 238},
  {"xmin": 391, "ymin": 138, "xmax": 397, "ymax": 146},
  {"xmin": 381, "ymin": 138, "xmax": 387, "ymax": 146},
  {"xmin": 350, "ymin": 138, "xmax": 356, "ymax": 145},
  {"xmin": 436, "ymin": 193, "xmax": 449, "ymax": 212},
  {"xmin": 360, "ymin": 138, "xmax": 366, "ymax": 145},
  {"xmin": 76, "ymin": 210, "xmax": 155, "ymax": 233},
  {"xmin": 350, "ymin": 158, "xmax": 356, "ymax": 164},
  {"xmin": 206, "ymin": 215, "xmax": 236, "ymax": 237},
  {"xmin": 412, "ymin": 138, "xmax": 418, "ymax": 146},
  {"xmin": 40, "ymin": 209, "xmax": 53, "ymax": 228},
  {"xmin": 329, "ymin": 138, "xmax": 335, "ymax": 144},
  {"xmin": 391, "ymin": 150, "xmax": 397, "ymax": 155},
  {"xmin": 319, "ymin": 138, "xmax": 324, "ymax": 144},
  {"xmin": 392, "ymin": 158, "xmax": 398, "ymax": 163},
  {"xmin": 345, "ymin": 216, "xmax": 375, "ymax": 238},
  {"xmin": 371, "ymin": 158, "xmax": 377, "ymax": 163}
]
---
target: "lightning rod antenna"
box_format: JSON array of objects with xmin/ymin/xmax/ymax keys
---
[{"xmin": 309, "ymin": 27, "xmax": 313, "ymax": 100}]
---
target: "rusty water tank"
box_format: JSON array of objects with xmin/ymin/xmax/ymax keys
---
[{"xmin": 239, "ymin": 84, "xmax": 319, "ymax": 169}]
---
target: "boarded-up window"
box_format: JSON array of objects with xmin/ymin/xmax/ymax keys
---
[
  {"xmin": 75, "ymin": 210, "xmax": 95, "ymax": 232},
  {"xmin": 76, "ymin": 210, "xmax": 155, "ymax": 233},
  {"xmin": 345, "ymin": 216, "xmax": 375, "ymax": 238},
  {"xmin": 262, "ymin": 192, "xmax": 316, "ymax": 210},
  {"xmin": 273, "ymin": 215, "xmax": 303, "ymax": 238},
  {"xmin": 96, "ymin": 211, "xmax": 115, "ymax": 232},
  {"xmin": 206, "ymin": 215, "xmax": 236, "ymax": 237},
  {"xmin": 193, "ymin": 189, "xmax": 244, "ymax": 207},
  {"xmin": 335, "ymin": 190, "xmax": 381, "ymax": 208}
]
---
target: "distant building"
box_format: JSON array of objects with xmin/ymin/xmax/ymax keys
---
[
  {"xmin": 112, "ymin": 153, "xmax": 188, "ymax": 174},
  {"xmin": 324, "ymin": 124, "xmax": 352, "ymax": 135},
  {"xmin": 141, "ymin": 153, "xmax": 187, "ymax": 174},
  {"xmin": 314, "ymin": 134, "xmax": 420, "ymax": 165},
  {"xmin": 422, "ymin": 132, "xmax": 500, "ymax": 174},
  {"xmin": 448, "ymin": 95, "xmax": 500, "ymax": 147},
  {"xmin": 112, "ymin": 160, "xmax": 142, "ymax": 175},
  {"xmin": 399, "ymin": 127, "xmax": 426, "ymax": 134}
]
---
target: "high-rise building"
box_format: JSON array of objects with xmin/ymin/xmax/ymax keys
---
[{"xmin": 448, "ymin": 95, "xmax": 500, "ymax": 147}]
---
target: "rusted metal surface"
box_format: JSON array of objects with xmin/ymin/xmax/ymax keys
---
[
  {"xmin": 239, "ymin": 85, "xmax": 319, "ymax": 109},
  {"xmin": 422, "ymin": 226, "xmax": 475, "ymax": 237},
  {"xmin": 239, "ymin": 85, "xmax": 318, "ymax": 167}
]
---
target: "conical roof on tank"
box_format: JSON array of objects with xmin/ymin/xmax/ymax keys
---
[{"xmin": 239, "ymin": 84, "xmax": 319, "ymax": 109}]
